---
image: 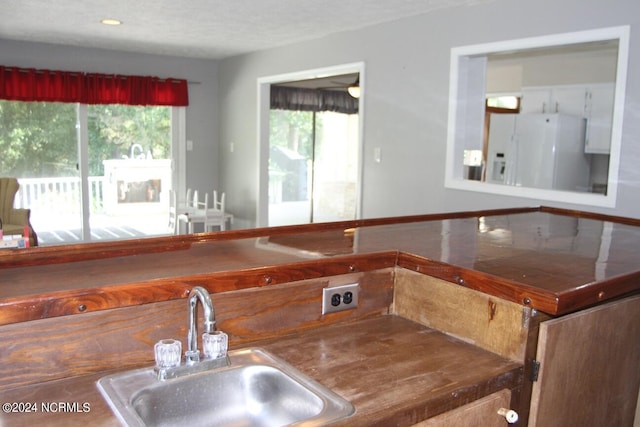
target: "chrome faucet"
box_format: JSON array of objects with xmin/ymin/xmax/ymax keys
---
[
  {"xmin": 154, "ymin": 286, "xmax": 229, "ymax": 381},
  {"xmin": 185, "ymin": 286, "xmax": 215, "ymax": 364},
  {"xmin": 130, "ymin": 143, "xmax": 144, "ymax": 159}
]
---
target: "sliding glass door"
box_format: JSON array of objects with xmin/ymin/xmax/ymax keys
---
[
  {"xmin": 86, "ymin": 104, "xmax": 173, "ymax": 242},
  {"xmin": 0, "ymin": 101, "xmax": 84, "ymax": 243},
  {"xmin": 312, "ymin": 111, "xmax": 358, "ymax": 223},
  {"xmin": 1, "ymin": 100, "xmax": 178, "ymax": 245},
  {"xmin": 268, "ymin": 109, "xmax": 358, "ymax": 226}
]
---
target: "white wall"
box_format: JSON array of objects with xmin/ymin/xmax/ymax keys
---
[
  {"xmin": 486, "ymin": 47, "xmax": 618, "ymax": 93},
  {"xmin": 0, "ymin": 39, "xmax": 220, "ymax": 196},
  {"xmin": 218, "ymin": 0, "xmax": 640, "ymax": 227}
]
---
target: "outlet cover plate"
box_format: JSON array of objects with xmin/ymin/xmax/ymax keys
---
[{"xmin": 322, "ymin": 283, "xmax": 359, "ymax": 315}]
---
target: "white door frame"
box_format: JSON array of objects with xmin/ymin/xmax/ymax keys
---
[
  {"xmin": 256, "ymin": 62, "xmax": 365, "ymax": 227},
  {"xmin": 172, "ymin": 106, "xmax": 187, "ymax": 202}
]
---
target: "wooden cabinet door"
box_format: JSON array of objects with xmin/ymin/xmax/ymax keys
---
[
  {"xmin": 529, "ymin": 295, "xmax": 640, "ymax": 427},
  {"xmin": 415, "ymin": 389, "xmax": 512, "ymax": 427}
]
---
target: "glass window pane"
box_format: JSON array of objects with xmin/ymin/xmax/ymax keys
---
[
  {"xmin": 487, "ymin": 96, "xmax": 519, "ymax": 109},
  {"xmin": 87, "ymin": 105, "xmax": 172, "ymax": 239},
  {"xmin": 268, "ymin": 109, "xmax": 314, "ymax": 226},
  {"xmin": 313, "ymin": 111, "xmax": 358, "ymax": 222},
  {"xmin": 0, "ymin": 101, "xmax": 174, "ymax": 246},
  {"xmin": 0, "ymin": 100, "xmax": 82, "ymax": 245},
  {"xmin": 268, "ymin": 109, "xmax": 359, "ymax": 226}
]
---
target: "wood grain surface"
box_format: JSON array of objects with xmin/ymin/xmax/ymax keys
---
[
  {"xmin": 0, "ymin": 316, "xmax": 523, "ymax": 427},
  {"xmin": 0, "ymin": 269, "xmax": 394, "ymax": 391},
  {"xmin": 393, "ymin": 269, "xmax": 529, "ymax": 362},
  {"xmin": 529, "ymin": 295, "xmax": 640, "ymax": 427},
  {"xmin": 2, "ymin": 207, "xmax": 639, "ymax": 325}
]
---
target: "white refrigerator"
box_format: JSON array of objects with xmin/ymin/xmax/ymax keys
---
[{"xmin": 485, "ymin": 113, "xmax": 591, "ymax": 192}]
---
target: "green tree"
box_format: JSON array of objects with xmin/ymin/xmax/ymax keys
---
[
  {"xmin": 0, "ymin": 101, "xmax": 171, "ymax": 178},
  {"xmin": 0, "ymin": 101, "xmax": 77, "ymax": 177},
  {"xmin": 269, "ymin": 109, "xmax": 325, "ymax": 160},
  {"xmin": 88, "ymin": 105, "xmax": 170, "ymax": 176}
]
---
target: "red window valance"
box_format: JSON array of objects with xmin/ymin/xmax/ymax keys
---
[{"xmin": 0, "ymin": 66, "xmax": 189, "ymax": 106}]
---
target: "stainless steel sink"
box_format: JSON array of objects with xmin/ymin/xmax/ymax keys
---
[{"xmin": 97, "ymin": 347, "xmax": 354, "ymax": 427}]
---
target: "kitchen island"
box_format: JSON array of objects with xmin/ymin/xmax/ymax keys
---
[{"xmin": 0, "ymin": 206, "xmax": 638, "ymax": 426}]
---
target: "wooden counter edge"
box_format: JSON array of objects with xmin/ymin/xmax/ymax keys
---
[
  {"xmin": 0, "ymin": 252, "xmax": 398, "ymax": 326},
  {"xmin": 0, "ymin": 207, "xmax": 540, "ymax": 268}
]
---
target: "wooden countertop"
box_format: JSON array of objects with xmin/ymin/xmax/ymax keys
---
[
  {"xmin": 1, "ymin": 206, "xmax": 639, "ymax": 321},
  {"xmin": 0, "ymin": 316, "xmax": 522, "ymax": 427}
]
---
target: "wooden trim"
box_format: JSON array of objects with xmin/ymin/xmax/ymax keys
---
[
  {"xmin": 555, "ymin": 273, "xmax": 640, "ymax": 314},
  {"xmin": 397, "ymin": 253, "xmax": 560, "ymax": 315},
  {"xmin": 0, "ymin": 207, "xmax": 539, "ymax": 269},
  {"xmin": 2, "ymin": 205, "xmax": 639, "ymax": 324},
  {"xmin": 0, "ymin": 252, "xmax": 397, "ymax": 326},
  {"xmin": 539, "ymin": 206, "xmax": 640, "ymax": 227},
  {"xmin": 1, "ymin": 238, "xmax": 637, "ymax": 325},
  {"xmin": 396, "ymin": 252, "xmax": 640, "ymax": 316}
]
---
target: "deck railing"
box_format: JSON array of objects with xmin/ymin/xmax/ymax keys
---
[{"xmin": 15, "ymin": 177, "xmax": 105, "ymax": 214}]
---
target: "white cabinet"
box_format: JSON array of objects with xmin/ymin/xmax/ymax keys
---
[
  {"xmin": 584, "ymin": 83, "xmax": 615, "ymax": 154},
  {"xmin": 551, "ymin": 86, "xmax": 588, "ymax": 116},
  {"xmin": 520, "ymin": 87, "xmax": 552, "ymax": 114},
  {"xmin": 520, "ymin": 86, "xmax": 587, "ymax": 116},
  {"xmin": 520, "ymin": 84, "xmax": 614, "ymax": 153}
]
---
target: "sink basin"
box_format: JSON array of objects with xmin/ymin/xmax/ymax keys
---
[{"xmin": 97, "ymin": 347, "xmax": 354, "ymax": 427}]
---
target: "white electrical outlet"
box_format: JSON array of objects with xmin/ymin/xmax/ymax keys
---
[{"xmin": 322, "ymin": 283, "xmax": 359, "ymax": 315}]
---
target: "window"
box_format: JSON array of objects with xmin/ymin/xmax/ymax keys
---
[
  {"xmin": 486, "ymin": 96, "xmax": 520, "ymax": 110},
  {"xmin": 0, "ymin": 66, "xmax": 188, "ymax": 245},
  {"xmin": 1, "ymin": 100, "xmax": 182, "ymax": 245},
  {"xmin": 445, "ymin": 26, "xmax": 629, "ymax": 208}
]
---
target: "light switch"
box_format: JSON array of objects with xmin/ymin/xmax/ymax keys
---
[
  {"xmin": 374, "ymin": 147, "xmax": 381, "ymax": 163},
  {"xmin": 186, "ymin": 140, "xmax": 194, "ymax": 151}
]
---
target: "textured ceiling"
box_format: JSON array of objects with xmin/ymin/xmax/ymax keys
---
[{"xmin": 1, "ymin": 0, "xmax": 490, "ymax": 59}]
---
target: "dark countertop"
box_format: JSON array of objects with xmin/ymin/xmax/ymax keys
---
[
  {"xmin": 1, "ymin": 207, "xmax": 639, "ymax": 320},
  {"xmin": 0, "ymin": 316, "xmax": 522, "ymax": 427}
]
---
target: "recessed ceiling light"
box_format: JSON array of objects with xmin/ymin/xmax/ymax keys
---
[{"xmin": 101, "ymin": 18, "xmax": 122, "ymax": 26}]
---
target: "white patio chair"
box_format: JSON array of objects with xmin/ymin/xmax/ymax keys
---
[{"xmin": 205, "ymin": 191, "xmax": 226, "ymax": 232}]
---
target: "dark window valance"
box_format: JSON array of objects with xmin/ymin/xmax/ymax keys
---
[
  {"xmin": 270, "ymin": 86, "xmax": 358, "ymax": 114},
  {"xmin": 0, "ymin": 66, "xmax": 189, "ymax": 106}
]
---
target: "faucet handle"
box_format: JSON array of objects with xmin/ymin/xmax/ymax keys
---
[
  {"xmin": 203, "ymin": 331, "xmax": 228, "ymax": 360},
  {"xmin": 154, "ymin": 339, "xmax": 182, "ymax": 369}
]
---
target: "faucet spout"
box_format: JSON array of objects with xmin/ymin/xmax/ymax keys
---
[
  {"xmin": 185, "ymin": 286, "xmax": 216, "ymax": 364},
  {"xmin": 130, "ymin": 143, "xmax": 144, "ymax": 159}
]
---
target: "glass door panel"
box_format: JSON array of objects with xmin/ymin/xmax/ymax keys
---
[
  {"xmin": 0, "ymin": 100, "xmax": 83, "ymax": 245},
  {"xmin": 268, "ymin": 109, "xmax": 358, "ymax": 226},
  {"xmin": 312, "ymin": 111, "xmax": 358, "ymax": 223},
  {"xmin": 87, "ymin": 105, "xmax": 172, "ymax": 240},
  {"xmin": 268, "ymin": 110, "xmax": 313, "ymax": 226}
]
